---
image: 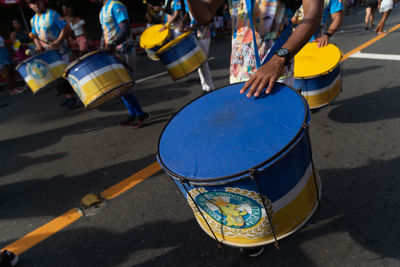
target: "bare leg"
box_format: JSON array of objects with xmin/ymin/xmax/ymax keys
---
[
  {"xmin": 4, "ymin": 65, "xmax": 17, "ymax": 90},
  {"xmin": 370, "ymin": 9, "xmax": 376, "ymax": 27},
  {"xmin": 365, "ymin": 7, "xmax": 372, "ymax": 29},
  {"xmin": 375, "ymin": 10, "xmax": 391, "ymax": 33}
]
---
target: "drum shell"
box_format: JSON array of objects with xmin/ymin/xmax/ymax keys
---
[
  {"xmin": 64, "ymin": 51, "xmax": 133, "ymax": 109},
  {"xmin": 159, "ymin": 130, "xmax": 320, "ymax": 248},
  {"xmin": 16, "ymin": 50, "xmax": 67, "ymax": 94},
  {"xmin": 157, "ymin": 33, "xmax": 207, "ymax": 80},
  {"xmin": 294, "ymin": 64, "xmax": 341, "ymax": 109}
]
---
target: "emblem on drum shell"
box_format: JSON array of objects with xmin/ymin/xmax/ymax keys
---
[
  {"xmin": 26, "ymin": 59, "xmax": 49, "ymax": 80},
  {"xmin": 194, "ymin": 189, "xmax": 264, "ymax": 229},
  {"xmin": 68, "ymin": 75, "xmax": 85, "ymax": 101}
]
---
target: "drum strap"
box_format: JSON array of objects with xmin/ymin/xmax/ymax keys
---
[{"xmin": 244, "ymin": 0, "xmax": 295, "ymax": 69}]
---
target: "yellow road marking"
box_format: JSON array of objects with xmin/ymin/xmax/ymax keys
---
[
  {"xmin": 101, "ymin": 162, "xmax": 161, "ymax": 200},
  {"xmin": 3, "ymin": 23, "xmax": 400, "ymax": 256},
  {"xmin": 2, "ymin": 209, "xmax": 82, "ymax": 255},
  {"xmin": 342, "ymin": 23, "xmax": 400, "ymax": 61},
  {"xmin": 1, "ymin": 162, "xmax": 161, "ymax": 255}
]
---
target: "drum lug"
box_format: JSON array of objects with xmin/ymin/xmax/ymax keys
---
[
  {"xmin": 297, "ymin": 87, "xmax": 302, "ymax": 93},
  {"xmin": 302, "ymin": 123, "xmax": 309, "ymax": 130}
]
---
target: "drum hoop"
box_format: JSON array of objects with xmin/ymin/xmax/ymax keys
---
[
  {"xmin": 156, "ymin": 31, "xmax": 194, "ymax": 55},
  {"xmin": 294, "ymin": 44, "xmax": 343, "ymax": 79},
  {"xmin": 16, "ymin": 49, "xmax": 58, "ymax": 70},
  {"xmin": 64, "ymin": 50, "xmax": 104, "ymax": 78},
  {"xmin": 157, "ymin": 82, "xmax": 309, "ymax": 183},
  {"xmin": 85, "ymin": 80, "xmax": 133, "ymax": 109}
]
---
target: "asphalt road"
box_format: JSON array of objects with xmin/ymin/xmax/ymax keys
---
[{"xmin": 1, "ymin": 6, "xmax": 400, "ymax": 267}]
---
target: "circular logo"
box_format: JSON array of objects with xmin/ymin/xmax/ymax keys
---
[
  {"xmin": 195, "ymin": 191, "xmax": 262, "ymax": 229},
  {"xmin": 26, "ymin": 59, "xmax": 49, "ymax": 80},
  {"xmin": 68, "ymin": 75, "xmax": 85, "ymax": 101}
]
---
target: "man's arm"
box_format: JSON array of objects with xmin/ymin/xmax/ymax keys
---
[
  {"xmin": 50, "ymin": 27, "xmax": 66, "ymax": 48},
  {"xmin": 106, "ymin": 20, "xmax": 130, "ymax": 51},
  {"xmin": 314, "ymin": 10, "xmax": 342, "ymax": 47},
  {"xmin": 185, "ymin": 0, "xmax": 224, "ymax": 24},
  {"xmin": 241, "ymin": 0, "xmax": 323, "ymax": 97}
]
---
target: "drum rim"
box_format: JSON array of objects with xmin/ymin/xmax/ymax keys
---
[
  {"xmin": 16, "ymin": 49, "xmax": 59, "ymax": 71},
  {"xmin": 293, "ymin": 43, "xmax": 343, "ymax": 79},
  {"xmin": 156, "ymin": 31, "xmax": 193, "ymax": 55},
  {"xmin": 139, "ymin": 24, "xmax": 171, "ymax": 49},
  {"xmin": 84, "ymin": 80, "xmax": 133, "ymax": 109},
  {"xmin": 157, "ymin": 82, "xmax": 309, "ymax": 183},
  {"xmin": 64, "ymin": 50, "xmax": 104, "ymax": 77}
]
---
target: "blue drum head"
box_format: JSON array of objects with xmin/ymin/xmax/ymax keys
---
[{"xmin": 158, "ymin": 83, "xmax": 308, "ymax": 181}]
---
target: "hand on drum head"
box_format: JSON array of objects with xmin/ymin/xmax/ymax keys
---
[
  {"xmin": 240, "ymin": 55, "xmax": 285, "ymax": 98},
  {"xmin": 314, "ymin": 35, "xmax": 329, "ymax": 48}
]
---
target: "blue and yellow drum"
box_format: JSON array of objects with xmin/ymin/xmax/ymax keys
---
[
  {"xmin": 140, "ymin": 24, "xmax": 171, "ymax": 61},
  {"xmin": 294, "ymin": 43, "xmax": 342, "ymax": 109},
  {"xmin": 16, "ymin": 50, "xmax": 67, "ymax": 94},
  {"xmin": 157, "ymin": 83, "xmax": 321, "ymax": 247},
  {"xmin": 64, "ymin": 51, "xmax": 133, "ymax": 110},
  {"xmin": 157, "ymin": 31, "xmax": 207, "ymax": 81}
]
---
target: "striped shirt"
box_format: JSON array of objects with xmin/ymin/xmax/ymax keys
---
[{"xmin": 30, "ymin": 9, "xmax": 66, "ymax": 44}]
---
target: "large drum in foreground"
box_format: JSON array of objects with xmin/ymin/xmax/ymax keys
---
[
  {"xmin": 64, "ymin": 51, "xmax": 133, "ymax": 109},
  {"xmin": 294, "ymin": 43, "xmax": 342, "ymax": 109},
  {"xmin": 157, "ymin": 83, "xmax": 321, "ymax": 247},
  {"xmin": 157, "ymin": 31, "xmax": 207, "ymax": 80},
  {"xmin": 139, "ymin": 24, "xmax": 171, "ymax": 61},
  {"xmin": 16, "ymin": 50, "xmax": 67, "ymax": 94}
]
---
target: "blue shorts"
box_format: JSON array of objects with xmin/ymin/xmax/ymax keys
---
[{"xmin": 0, "ymin": 47, "xmax": 12, "ymax": 68}]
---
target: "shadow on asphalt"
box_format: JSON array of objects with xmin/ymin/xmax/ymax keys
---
[
  {"xmin": 10, "ymin": 157, "xmax": 400, "ymax": 266},
  {"xmin": 342, "ymin": 65, "xmax": 382, "ymax": 77},
  {"xmin": 328, "ymin": 86, "xmax": 400, "ymax": 123},
  {"xmin": 0, "ymin": 153, "xmax": 157, "ymax": 222}
]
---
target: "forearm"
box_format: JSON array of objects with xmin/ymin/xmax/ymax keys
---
[
  {"xmin": 54, "ymin": 28, "xmax": 66, "ymax": 44},
  {"xmin": 282, "ymin": 0, "xmax": 323, "ymax": 55},
  {"xmin": 111, "ymin": 20, "xmax": 130, "ymax": 47},
  {"xmin": 326, "ymin": 11, "xmax": 343, "ymax": 35},
  {"xmin": 186, "ymin": 0, "xmax": 224, "ymax": 24}
]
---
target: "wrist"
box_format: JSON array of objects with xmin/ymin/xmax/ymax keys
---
[
  {"xmin": 324, "ymin": 32, "xmax": 332, "ymax": 38},
  {"xmin": 274, "ymin": 48, "xmax": 292, "ymax": 66}
]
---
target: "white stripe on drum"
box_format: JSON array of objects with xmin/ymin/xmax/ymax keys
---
[
  {"xmin": 272, "ymin": 163, "xmax": 314, "ymax": 212},
  {"xmin": 77, "ymin": 63, "xmax": 126, "ymax": 86},
  {"xmin": 301, "ymin": 73, "xmax": 341, "ymax": 96},
  {"xmin": 49, "ymin": 60, "xmax": 66, "ymax": 68},
  {"xmin": 165, "ymin": 46, "xmax": 202, "ymax": 69}
]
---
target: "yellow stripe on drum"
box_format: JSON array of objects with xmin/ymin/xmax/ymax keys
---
[
  {"xmin": 191, "ymin": 166, "xmax": 320, "ymax": 247},
  {"xmin": 78, "ymin": 68, "xmax": 132, "ymax": 108},
  {"xmin": 303, "ymin": 78, "xmax": 341, "ymax": 109},
  {"xmin": 167, "ymin": 50, "xmax": 207, "ymax": 80},
  {"xmin": 26, "ymin": 64, "xmax": 67, "ymax": 94}
]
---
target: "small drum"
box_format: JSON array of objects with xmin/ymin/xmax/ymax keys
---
[
  {"xmin": 140, "ymin": 24, "xmax": 171, "ymax": 61},
  {"xmin": 156, "ymin": 31, "xmax": 207, "ymax": 80},
  {"xmin": 16, "ymin": 50, "xmax": 67, "ymax": 94},
  {"xmin": 157, "ymin": 83, "xmax": 321, "ymax": 247},
  {"xmin": 294, "ymin": 43, "xmax": 342, "ymax": 109},
  {"xmin": 64, "ymin": 51, "xmax": 133, "ymax": 109}
]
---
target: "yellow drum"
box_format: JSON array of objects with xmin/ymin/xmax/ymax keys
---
[
  {"xmin": 157, "ymin": 31, "xmax": 207, "ymax": 80},
  {"xmin": 16, "ymin": 50, "xmax": 67, "ymax": 94},
  {"xmin": 139, "ymin": 24, "xmax": 171, "ymax": 61},
  {"xmin": 64, "ymin": 51, "xmax": 133, "ymax": 109},
  {"xmin": 294, "ymin": 43, "xmax": 342, "ymax": 109}
]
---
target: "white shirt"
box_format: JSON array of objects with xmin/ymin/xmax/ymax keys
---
[{"xmin": 69, "ymin": 20, "xmax": 86, "ymax": 36}]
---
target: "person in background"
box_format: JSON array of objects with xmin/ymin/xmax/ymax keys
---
[
  {"xmin": 213, "ymin": 5, "xmax": 224, "ymax": 38},
  {"xmin": 68, "ymin": 7, "xmax": 89, "ymax": 59},
  {"xmin": 292, "ymin": 0, "xmax": 343, "ymax": 48},
  {"xmin": 0, "ymin": 34, "xmax": 24, "ymax": 95},
  {"xmin": 98, "ymin": 0, "xmax": 150, "ymax": 128},
  {"xmin": 28, "ymin": 0, "xmax": 78, "ymax": 109},
  {"xmin": 364, "ymin": 0, "xmax": 378, "ymax": 31},
  {"xmin": 374, "ymin": 0, "xmax": 393, "ymax": 34},
  {"xmin": 145, "ymin": 1, "xmax": 164, "ymax": 27},
  {"xmin": 10, "ymin": 19, "xmax": 32, "ymax": 62}
]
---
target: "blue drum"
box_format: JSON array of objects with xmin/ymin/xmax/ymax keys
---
[{"xmin": 157, "ymin": 83, "xmax": 321, "ymax": 248}]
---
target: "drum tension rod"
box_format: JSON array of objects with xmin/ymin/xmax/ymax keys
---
[
  {"xmin": 302, "ymin": 123, "xmax": 322, "ymax": 209},
  {"xmin": 249, "ymin": 169, "xmax": 280, "ymax": 250},
  {"xmin": 297, "ymin": 87, "xmax": 302, "ymax": 93},
  {"xmin": 180, "ymin": 179, "xmax": 224, "ymax": 251}
]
